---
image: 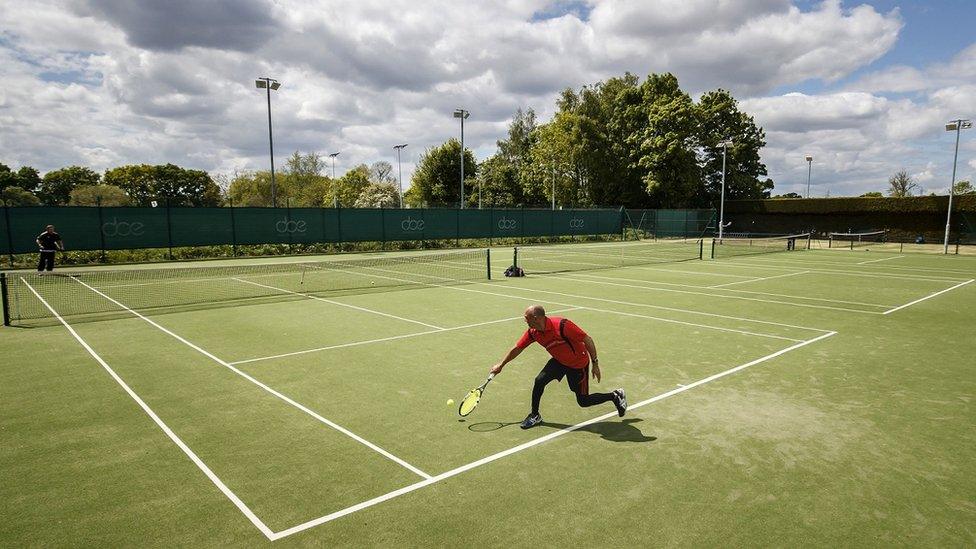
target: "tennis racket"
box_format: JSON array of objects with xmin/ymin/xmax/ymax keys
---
[{"xmin": 458, "ymin": 373, "xmax": 495, "ymax": 417}]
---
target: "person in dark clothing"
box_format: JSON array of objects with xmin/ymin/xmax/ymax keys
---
[{"xmin": 35, "ymin": 225, "xmax": 64, "ymax": 272}]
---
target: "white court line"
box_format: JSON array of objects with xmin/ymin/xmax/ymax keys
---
[
  {"xmin": 708, "ymin": 260, "xmax": 969, "ymax": 283},
  {"xmin": 233, "ymin": 277, "xmax": 444, "ymax": 330},
  {"xmin": 708, "ymin": 270, "xmax": 811, "ymax": 288},
  {"xmin": 857, "ymin": 256, "xmax": 906, "ymax": 265},
  {"xmin": 66, "ymin": 276, "xmax": 432, "ymax": 480},
  {"xmin": 882, "ymin": 279, "xmax": 975, "ymax": 315},
  {"xmin": 554, "ymin": 274, "xmax": 884, "ymax": 315},
  {"xmin": 751, "ymin": 254, "xmax": 976, "ymax": 274},
  {"xmin": 569, "ymin": 272, "xmax": 893, "ymax": 308},
  {"xmin": 230, "ymin": 307, "xmax": 583, "ymax": 366},
  {"xmin": 21, "ymin": 279, "xmax": 276, "ymax": 541},
  {"xmin": 270, "ymin": 330, "xmax": 837, "ymax": 540},
  {"xmin": 358, "ymin": 264, "xmax": 833, "ymax": 334},
  {"xmin": 357, "ymin": 265, "xmax": 815, "ymax": 341}
]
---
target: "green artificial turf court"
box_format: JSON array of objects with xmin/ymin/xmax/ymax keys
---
[{"xmin": 1, "ymin": 241, "xmax": 974, "ymax": 546}]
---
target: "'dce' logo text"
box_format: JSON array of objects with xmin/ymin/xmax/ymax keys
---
[
  {"xmin": 102, "ymin": 217, "xmax": 145, "ymax": 237},
  {"xmin": 569, "ymin": 218, "xmax": 585, "ymax": 228},
  {"xmin": 497, "ymin": 217, "xmax": 517, "ymax": 230},
  {"xmin": 401, "ymin": 217, "xmax": 425, "ymax": 231},
  {"xmin": 275, "ymin": 219, "xmax": 307, "ymax": 233}
]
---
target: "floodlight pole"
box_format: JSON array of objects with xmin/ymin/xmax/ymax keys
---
[
  {"xmin": 329, "ymin": 152, "xmax": 340, "ymax": 208},
  {"xmin": 944, "ymin": 119, "xmax": 972, "ymax": 254},
  {"xmin": 805, "ymin": 155, "xmax": 813, "ymax": 199},
  {"xmin": 719, "ymin": 140, "xmax": 733, "ymax": 240},
  {"xmin": 255, "ymin": 77, "xmax": 281, "ymax": 207},
  {"xmin": 454, "ymin": 108, "xmax": 469, "ymax": 208},
  {"xmin": 394, "ymin": 144, "xmax": 408, "ymax": 208}
]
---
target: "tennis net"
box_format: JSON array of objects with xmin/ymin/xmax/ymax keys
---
[
  {"xmin": 711, "ymin": 233, "xmax": 811, "ymax": 258},
  {"xmin": 828, "ymin": 230, "xmax": 887, "ymax": 249},
  {"xmin": 514, "ymin": 239, "xmax": 703, "ymax": 275},
  {"xmin": 1, "ymin": 249, "xmax": 490, "ymax": 325}
]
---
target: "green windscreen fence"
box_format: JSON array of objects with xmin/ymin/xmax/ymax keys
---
[
  {"xmin": 624, "ymin": 209, "xmax": 715, "ymax": 239},
  {"xmin": 0, "ymin": 206, "xmax": 626, "ymax": 255}
]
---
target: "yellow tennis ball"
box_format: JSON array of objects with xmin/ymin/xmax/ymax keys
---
[{"xmin": 447, "ymin": 398, "xmax": 455, "ymax": 406}]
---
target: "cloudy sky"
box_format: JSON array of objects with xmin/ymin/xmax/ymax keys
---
[{"xmin": 1, "ymin": 0, "xmax": 974, "ymax": 198}]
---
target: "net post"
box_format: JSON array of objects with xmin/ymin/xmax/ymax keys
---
[
  {"xmin": 513, "ymin": 246, "xmax": 518, "ymax": 268},
  {"xmin": 1, "ymin": 272, "xmax": 9, "ymax": 326},
  {"xmin": 805, "ymin": 233, "xmax": 811, "ymax": 250},
  {"xmin": 698, "ymin": 238, "xmax": 703, "ymax": 260},
  {"xmin": 711, "ymin": 238, "xmax": 716, "ymax": 259},
  {"xmin": 486, "ymin": 248, "xmax": 491, "ymax": 280}
]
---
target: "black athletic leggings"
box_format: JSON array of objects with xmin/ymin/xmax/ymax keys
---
[
  {"xmin": 532, "ymin": 359, "xmax": 614, "ymax": 415},
  {"xmin": 37, "ymin": 250, "xmax": 55, "ymax": 271}
]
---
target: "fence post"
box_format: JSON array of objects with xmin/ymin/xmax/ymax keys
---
[
  {"xmin": 456, "ymin": 208, "xmax": 460, "ymax": 248},
  {"xmin": 4, "ymin": 203, "xmax": 15, "ymax": 266},
  {"xmin": 166, "ymin": 198, "xmax": 173, "ymax": 260},
  {"xmin": 229, "ymin": 198, "xmax": 238, "ymax": 257},
  {"xmin": 96, "ymin": 197, "xmax": 107, "ymax": 263},
  {"xmin": 381, "ymin": 207, "xmax": 386, "ymax": 251},
  {"xmin": 520, "ymin": 207, "xmax": 525, "ymax": 245},
  {"xmin": 336, "ymin": 205, "xmax": 343, "ymax": 249}
]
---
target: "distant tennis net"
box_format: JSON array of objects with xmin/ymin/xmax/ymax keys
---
[
  {"xmin": 2, "ymin": 249, "xmax": 490, "ymax": 325},
  {"xmin": 711, "ymin": 233, "xmax": 811, "ymax": 259},
  {"xmin": 514, "ymin": 239, "xmax": 703, "ymax": 275},
  {"xmin": 828, "ymin": 230, "xmax": 887, "ymax": 249}
]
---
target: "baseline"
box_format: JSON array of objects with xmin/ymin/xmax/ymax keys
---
[{"xmin": 882, "ymin": 279, "xmax": 975, "ymax": 315}]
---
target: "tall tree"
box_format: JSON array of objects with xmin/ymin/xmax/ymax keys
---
[
  {"xmin": 887, "ymin": 170, "xmax": 918, "ymax": 197},
  {"xmin": 1, "ymin": 186, "xmax": 41, "ymax": 206},
  {"xmin": 39, "ymin": 166, "xmax": 101, "ymax": 205},
  {"xmin": 406, "ymin": 139, "xmax": 476, "ymax": 207},
  {"xmin": 69, "ymin": 184, "xmax": 133, "ymax": 206},
  {"xmin": 952, "ymin": 180, "xmax": 974, "ymax": 195},
  {"xmin": 369, "ymin": 161, "xmax": 396, "ymax": 185},
  {"xmin": 225, "ymin": 170, "xmax": 274, "ymax": 207},
  {"xmin": 697, "ymin": 89, "xmax": 772, "ymax": 204},
  {"xmin": 103, "ymin": 164, "xmax": 221, "ymax": 206},
  {"xmin": 353, "ymin": 183, "xmax": 399, "ymax": 208},
  {"xmin": 16, "ymin": 166, "xmax": 42, "ymax": 192},
  {"xmin": 635, "ymin": 73, "xmax": 701, "ymax": 207},
  {"xmin": 331, "ymin": 164, "xmax": 372, "ymax": 207},
  {"xmin": 476, "ymin": 154, "xmax": 524, "ymax": 207}
]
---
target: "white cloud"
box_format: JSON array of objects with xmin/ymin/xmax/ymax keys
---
[{"xmin": 5, "ymin": 0, "xmax": 969, "ymax": 200}]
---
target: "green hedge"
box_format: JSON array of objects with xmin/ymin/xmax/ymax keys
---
[{"xmin": 726, "ymin": 195, "xmax": 976, "ymax": 214}]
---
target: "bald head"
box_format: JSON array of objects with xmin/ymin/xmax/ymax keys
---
[{"xmin": 523, "ymin": 304, "xmax": 547, "ymax": 330}]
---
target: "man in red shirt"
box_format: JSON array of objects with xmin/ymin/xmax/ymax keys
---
[{"xmin": 490, "ymin": 304, "xmax": 627, "ymax": 429}]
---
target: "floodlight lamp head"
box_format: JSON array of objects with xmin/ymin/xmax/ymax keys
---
[
  {"xmin": 453, "ymin": 109, "xmax": 469, "ymax": 119},
  {"xmin": 270, "ymin": 81, "xmax": 280, "ymax": 90},
  {"xmin": 329, "ymin": 152, "xmax": 340, "ymax": 158},
  {"xmin": 718, "ymin": 139, "xmax": 733, "ymax": 147},
  {"xmin": 805, "ymin": 156, "xmax": 813, "ymax": 162},
  {"xmin": 255, "ymin": 79, "xmax": 267, "ymax": 89}
]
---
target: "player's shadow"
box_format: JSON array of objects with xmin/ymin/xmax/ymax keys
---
[
  {"xmin": 466, "ymin": 418, "xmax": 655, "ymax": 443},
  {"xmin": 544, "ymin": 418, "xmax": 656, "ymax": 443}
]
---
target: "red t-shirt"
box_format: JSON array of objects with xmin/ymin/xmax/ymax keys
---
[{"xmin": 516, "ymin": 316, "xmax": 590, "ymax": 369}]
